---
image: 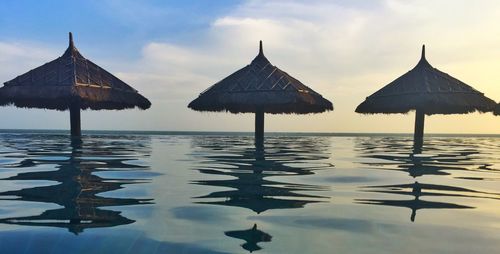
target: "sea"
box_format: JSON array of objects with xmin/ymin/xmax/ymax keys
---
[{"xmin": 0, "ymin": 130, "xmax": 498, "ymax": 254}]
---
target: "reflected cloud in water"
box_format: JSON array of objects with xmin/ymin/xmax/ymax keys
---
[
  {"xmin": 0, "ymin": 134, "xmax": 153, "ymax": 234},
  {"xmin": 190, "ymin": 136, "xmax": 334, "ymax": 252},
  {"xmin": 355, "ymin": 137, "xmax": 500, "ymax": 222}
]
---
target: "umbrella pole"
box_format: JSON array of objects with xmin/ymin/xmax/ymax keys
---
[
  {"xmin": 70, "ymin": 105, "xmax": 81, "ymax": 136},
  {"xmin": 255, "ymin": 110, "xmax": 264, "ymax": 148},
  {"xmin": 413, "ymin": 110, "xmax": 424, "ymax": 151}
]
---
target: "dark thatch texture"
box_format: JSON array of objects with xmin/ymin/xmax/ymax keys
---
[
  {"xmin": 356, "ymin": 46, "xmax": 496, "ymax": 115},
  {"xmin": 188, "ymin": 41, "xmax": 333, "ymax": 114},
  {"xmin": 0, "ymin": 33, "xmax": 151, "ymax": 111},
  {"xmin": 495, "ymin": 103, "xmax": 500, "ymax": 116}
]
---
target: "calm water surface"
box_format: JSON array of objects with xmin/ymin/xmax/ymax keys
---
[{"xmin": 0, "ymin": 132, "xmax": 498, "ymax": 253}]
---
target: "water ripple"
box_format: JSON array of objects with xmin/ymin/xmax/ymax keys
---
[{"xmin": 0, "ymin": 133, "xmax": 154, "ymax": 234}]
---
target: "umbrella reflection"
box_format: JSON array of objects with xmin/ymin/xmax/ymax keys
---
[
  {"xmin": 356, "ymin": 181, "xmax": 478, "ymax": 222},
  {"xmin": 0, "ymin": 135, "xmax": 153, "ymax": 234},
  {"xmin": 355, "ymin": 137, "xmax": 500, "ymax": 222},
  {"xmin": 356, "ymin": 137, "xmax": 497, "ymax": 177},
  {"xmin": 191, "ymin": 136, "xmax": 333, "ymax": 252},
  {"xmin": 225, "ymin": 224, "xmax": 272, "ymax": 253},
  {"xmin": 191, "ymin": 137, "xmax": 332, "ymax": 213}
]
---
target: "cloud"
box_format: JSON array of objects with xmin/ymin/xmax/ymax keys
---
[
  {"xmin": 121, "ymin": 0, "xmax": 499, "ymax": 133},
  {"xmin": 0, "ymin": 42, "xmax": 58, "ymax": 82},
  {"xmin": 127, "ymin": 0, "xmax": 500, "ymax": 95},
  {"xmin": 1, "ymin": 0, "xmax": 499, "ymax": 133}
]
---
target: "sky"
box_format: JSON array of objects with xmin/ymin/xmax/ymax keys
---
[{"xmin": 0, "ymin": 0, "xmax": 499, "ymax": 134}]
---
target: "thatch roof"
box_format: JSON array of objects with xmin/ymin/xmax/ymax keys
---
[
  {"xmin": 495, "ymin": 103, "xmax": 500, "ymax": 116},
  {"xmin": 0, "ymin": 33, "xmax": 151, "ymax": 110},
  {"xmin": 188, "ymin": 41, "xmax": 333, "ymax": 114},
  {"xmin": 356, "ymin": 45, "xmax": 496, "ymax": 115}
]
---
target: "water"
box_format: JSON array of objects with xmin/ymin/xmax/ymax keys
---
[{"xmin": 0, "ymin": 131, "xmax": 498, "ymax": 254}]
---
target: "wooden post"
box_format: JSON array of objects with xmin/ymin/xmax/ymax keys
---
[
  {"xmin": 255, "ymin": 110, "xmax": 264, "ymax": 148},
  {"xmin": 413, "ymin": 109, "xmax": 425, "ymax": 151},
  {"xmin": 70, "ymin": 104, "xmax": 81, "ymax": 136}
]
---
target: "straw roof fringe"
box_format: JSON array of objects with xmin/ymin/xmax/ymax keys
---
[
  {"xmin": 0, "ymin": 32, "xmax": 151, "ymax": 111},
  {"xmin": 356, "ymin": 92, "xmax": 495, "ymax": 115},
  {"xmin": 356, "ymin": 45, "xmax": 496, "ymax": 115},
  {"xmin": 0, "ymin": 85, "xmax": 150, "ymax": 110},
  {"xmin": 188, "ymin": 41, "xmax": 333, "ymax": 114},
  {"xmin": 495, "ymin": 103, "xmax": 500, "ymax": 116}
]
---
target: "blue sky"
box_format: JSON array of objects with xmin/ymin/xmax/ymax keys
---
[
  {"xmin": 0, "ymin": 0, "xmax": 241, "ymax": 58},
  {"xmin": 0, "ymin": 0, "xmax": 499, "ymax": 133}
]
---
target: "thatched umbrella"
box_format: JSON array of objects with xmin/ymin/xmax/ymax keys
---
[
  {"xmin": 0, "ymin": 32, "xmax": 151, "ymax": 136},
  {"xmin": 188, "ymin": 41, "xmax": 333, "ymax": 146},
  {"xmin": 356, "ymin": 45, "xmax": 496, "ymax": 150}
]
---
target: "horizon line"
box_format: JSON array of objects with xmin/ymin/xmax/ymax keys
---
[{"xmin": 0, "ymin": 129, "xmax": 499, "ymax": 137}]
